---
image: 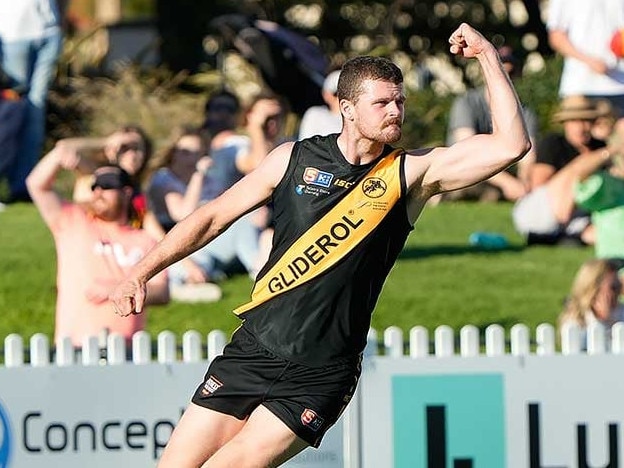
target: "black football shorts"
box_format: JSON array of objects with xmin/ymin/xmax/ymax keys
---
[{"xmin": 191, "ymin": 326, "xmax": 361, "ymax": 447}]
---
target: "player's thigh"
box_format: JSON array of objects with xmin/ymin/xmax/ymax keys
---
[
  {"xmin": 204, "ymin": 404, "xmax": 309, "ymax": 468},
  {"xmin": 158, "ymin": 402, "xmax": 247, "ymax": 468}
]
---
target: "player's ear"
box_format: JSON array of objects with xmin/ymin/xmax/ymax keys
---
[{"xmin": 341, "ymin": 100, "xmax": 355, "ymax": 121}]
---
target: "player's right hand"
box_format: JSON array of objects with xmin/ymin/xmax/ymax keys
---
[{"xmin": 110, "ymin": 278, "xmax": 146, "ymax": 317}]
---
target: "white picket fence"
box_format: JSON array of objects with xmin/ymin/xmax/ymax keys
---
[
  {"xmin": 3, "ymin": 321, "xmax": 623, "ymax": 367},
  {"xmin": 2, "ymin": 330, "xmax": 228, "ymax": 367},
  {"xmin": 3, "ymin": 322, "xmax": 624, "ymax": 467}
]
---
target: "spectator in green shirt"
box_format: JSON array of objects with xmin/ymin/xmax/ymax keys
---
[{"xmin": 575, "ymin": 150, "xmax": 624, "ymax": 259}]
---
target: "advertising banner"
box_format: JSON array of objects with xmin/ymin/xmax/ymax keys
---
[
  {"xmin": 360, "ymin": 355, "xmax": 624, "ymax": 467},
  {"xmin": 0, "ymin": 363, "xmax": 343, "ymax": 467}
]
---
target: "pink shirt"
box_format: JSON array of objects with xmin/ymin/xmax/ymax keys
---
[{"xmin": 51, "ymin": 204, "xmax": 161, "ymax": 346}]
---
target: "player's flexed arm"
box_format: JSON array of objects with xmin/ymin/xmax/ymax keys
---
[{"xmin": 405, "ymin": 23, "xmax": 531, "ymax": 213}]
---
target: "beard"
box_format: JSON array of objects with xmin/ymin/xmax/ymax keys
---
[
  {"xmin": 89, "ymin": 196, "xmax": 125, "ymax": 222},
  {"xmin": 376, "ymin": 121, "xmax": 403, "ymax": 143}
]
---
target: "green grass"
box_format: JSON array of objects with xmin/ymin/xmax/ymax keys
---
[{"xmin": 0, "ymin": 201, "xmax": 593, "ymax": 344}]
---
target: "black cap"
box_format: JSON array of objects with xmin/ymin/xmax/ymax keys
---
[{"xmin": 91, "ymin": 166, "xmax": 133, "ymax": 191}]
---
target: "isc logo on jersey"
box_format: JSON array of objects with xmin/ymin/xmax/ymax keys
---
[{"xmin": 303, "ymin": 167, "xmax": 333, "ymax": 188}]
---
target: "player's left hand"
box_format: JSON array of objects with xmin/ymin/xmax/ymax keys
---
[{"xmin": 448, "ymin": 23, "xmax": 491, "ymax": 59}]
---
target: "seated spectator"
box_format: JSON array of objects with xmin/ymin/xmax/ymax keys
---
[
  {"xmin": 146, "ymin": 95, "xmax": 286, "ymax": 300},
  {"xmin": 147, "ymin": 126, "xmax": 215, "ymax": 231},
  {"xmin": 201, "ymin": 89, "xmax": 285, "ymax": 188},
  {"xmin": 240, "ymin": 91, "xmax": 289, "ymax": 273},
  {"xmin": 145, "ymin": 126, "xmax": 223, "ymax": 302},
  {"xmin": 26, "ymin": 152, "xmax": 169, "ymax": 348},
  {"xmin": 513, "ymin": 95, "xmax": 607, "ymax": 244},
  {"xmin": 54, "ymin": 126, "xmax": 187, "ymax": 281},
  {"xmin": 558, "ymin": 258, "xmax": 624, "ymax": 350},
  {"xmin": 530, "ymin": 96, "xmax": 605, "ymax": 188},
  {"xmin": 575, "ymin": 145, "xmax": 624, "ymax": 259},
  {"xmin": 592, "ymin": 99, "xmax": 618, "ymax": 142},
  {"xmin": 298, "ymin": 70, "xmax": 342, "ymax": 140},
  {"xmin": 444, "ymin": 46, "xmax": 538, "ymax": 202}
]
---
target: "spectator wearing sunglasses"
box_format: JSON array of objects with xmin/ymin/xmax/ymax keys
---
[
  {"xmin": 146, "ymin": 126, "xmax": 215, "ymax": 232},
  {"xmin": 145, "ymin": 91, "xmax": 288, "ymax": 302},
  {"xmin": 52, "ymin": 125, "xmax": 153, "ymax": 214},
  {"xmin": 47, "ymin": 125, "xmax": 162, "ymax": 246},
  {"xmin": 145, "ymin": 126, "xmax": 242, "ymax": 302},
  {"xmin": 26, "ymin": 152, "xmax": 169, "ymax": 349}
]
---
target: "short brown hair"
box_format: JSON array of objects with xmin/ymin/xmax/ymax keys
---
[{"xmin": 337, "ymin": 56, "xmax": 403, "ymax": 103}]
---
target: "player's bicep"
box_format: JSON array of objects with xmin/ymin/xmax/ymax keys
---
[{"xmin": 420, "ymin": 136, "xmax": 508, "ymax": 193}]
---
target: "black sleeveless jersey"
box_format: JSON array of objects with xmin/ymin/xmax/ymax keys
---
[{"xmin": 238, "ymin": 134, "xmax": 412, "ymax": 366}]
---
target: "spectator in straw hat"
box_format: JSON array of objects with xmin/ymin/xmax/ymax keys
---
[
  {"xmin": 512, "ymin": 95, "xmax": 612, "ymax": 245},
  {"xmin": 531, "ymin": 96, "xmax": 606, "ymax": 189}
]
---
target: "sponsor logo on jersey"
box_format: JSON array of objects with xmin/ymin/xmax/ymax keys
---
[
  {"xmin": 362, "ymin": 177, "xmax": 387, "ymax": 198},
  {"xmin": 201, "ymin": 375, "xmax": 223, "ymax": 396},
  {"xmin": 294, "ymin": 185, "xmax": 330, "ymax": 197},
  {"xmin": 267, "ymin": 213, "xmax": 364, "ymax": 293},
  {"xmin": 301, "ymin": 408, "xmax": 324, "ymax": 431},
  {"xmin": 333, "ymin": 178, "xmax": 354, "ymax": 189},
  {"xmin": 303, "ymin": 167, "xmax": 334, "ymax": 187}
]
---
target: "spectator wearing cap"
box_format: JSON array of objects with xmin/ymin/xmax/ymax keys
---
[
  {"xmin": 512, "ymin": 95, "xmax": 613, "ymax": 245},
  {"xmin": 297, "ymin": 69, "xmax": 343, "ymax": 140},
  {"xmin": 444, "ymin": 46, "xmax": 538, "ymax": 202},
  {"xmin": 26, "ymin": 148, "xmax": 169, "ymax": 349}
]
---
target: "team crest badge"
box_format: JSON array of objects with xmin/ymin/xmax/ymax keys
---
[
  {"xmin": 200, "ymin": 375, "xmax": 223, "ymax": 396},
  {"xmin": 362, "ymin": 177, "xmax": 387, "ymax": 198}
]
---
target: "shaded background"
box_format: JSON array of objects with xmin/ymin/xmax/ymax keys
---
[{"xmin": 49, "ymin": 0, "xmax": 559, "ymax": 156}]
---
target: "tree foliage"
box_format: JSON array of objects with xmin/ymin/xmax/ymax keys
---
[
  {"xmin": 52, "ymin": 1, "xmax": 561, "ymax": 149},
  {"xmin": 156, "ymin": 0, "xmax": 551, "ymax": 83}
]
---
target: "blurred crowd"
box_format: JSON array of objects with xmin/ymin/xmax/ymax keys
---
[{"xmin": 2, "ymin": 0, "xmax": 624, "ymax": 350}]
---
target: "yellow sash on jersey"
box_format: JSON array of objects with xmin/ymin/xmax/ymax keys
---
[{"xmin": 234, "ymin": 149, "xmax": 403, "ymax": 316}]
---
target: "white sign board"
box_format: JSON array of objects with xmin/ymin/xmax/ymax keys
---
[
  {"xmin": 0, "ymin": 363, "xmax": 343, "ymax": 467},
  {"xmin": 360, "ymin": 354, "xmax": 624, "ymax": 467}
]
